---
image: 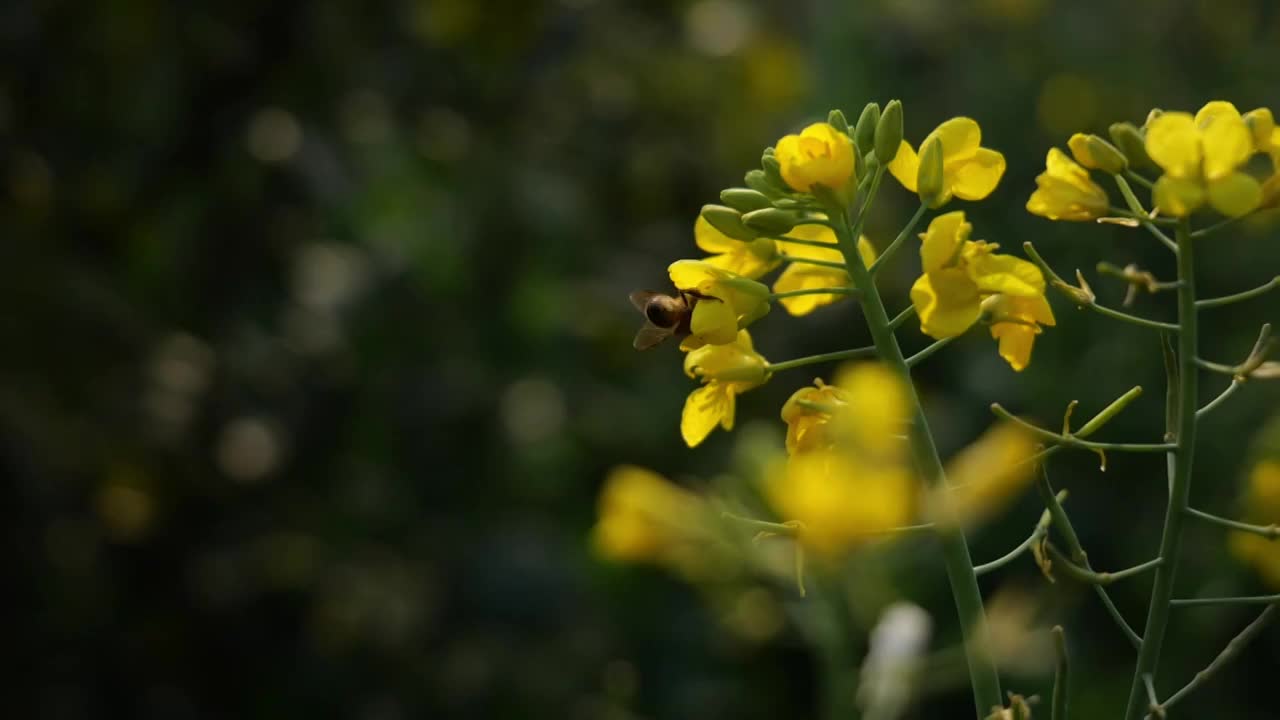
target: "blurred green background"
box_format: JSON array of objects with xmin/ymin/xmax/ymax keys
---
[{"xmin": 4, "ymin": 0, "xmax": 1280, "ymax": 717}]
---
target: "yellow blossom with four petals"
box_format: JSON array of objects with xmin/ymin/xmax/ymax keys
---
[
  {"xmin": 668, "ymin": 260, "xmax": 772, "ymax": 349},
  {"xmin": 1145, "ymin": 101, "xmax": 1262, "ymax": 217},
  {"xmin": 887, "ymin": 117, "xmax": 1006, "ymax": 206},
  {"xmin": 774, "ymin": 122, "xmax": 857, "ymax": 193},
  {"xmin": 680, "ymin": 330, "xmax": 769, "ymax": 447},
  {"xmin": 1026, "ymin": 148, "xmax": 1110, "ymax": 221}
]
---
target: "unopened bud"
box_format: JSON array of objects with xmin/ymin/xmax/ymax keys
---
[
  {"xmin": 1068, "ymin": 133, "xmax": 1127, "ymax": 174},
  {"xmin": 720, "ymin": 187, "xmax": 773, "ymax": 213},
  {"xmin": 746, "ymin": 237, "xmax": 778, "ymax": 262},
  {"xmin": 761, "ymin": 154, "xmax": 788, "ymax": 192},
  {"xmin": 875, "ymin": 99, "xmax": 904, "ymax": 165},
  {"xmin": 1056, "ymin": 269, "xmax": 1096, "ymax": 306},
  {"xmin": 741, "ymin": 207, "xmax": 800, "ymax": 235},
  {"xmin": 1108, "ymin": 122, "xmax": 1155, "ymax": 170},
  {"xmin": 854, "ymin": 102, "xmax": 881, "ymax": 156},
  {"xmin": 744, "ymin": 169, "xmax": 786, "ymax": 198},
  {"xmin": 827, "ymin": 108, "xmax": 850, "ymax": 136},
  {"xmin": 917, "ymin": 137, "xmax": 947, "ymax": 208},
  {"xmin": 701, "ymin": 204, "xmax": 758, "ymax": 240}
]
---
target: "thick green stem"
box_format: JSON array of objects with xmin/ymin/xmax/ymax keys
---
[
  {"xmin": 1123, "ymin": 220, "xmax": 1199, "ymax": 720},
  {"xmin": 830, "ymin": 177, "xmax": 1003, "ymax": 718}
]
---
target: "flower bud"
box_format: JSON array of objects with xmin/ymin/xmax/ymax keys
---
[
  {"xmin": 761, "ymin": 154, "xmax": 788, "ymax": 192},
  {"xmin": 854, "ymin": 102, "xmax": 881, "ymax": 156},
  {"xmin": 741, "ymin": 207, "xmax": 799, "ymax": 235},
  {"xmin": 1067, "ymin": 133, "xmax": 1127, "ymax": 174},
  {"xmin": 744, "ymin": 169, "xmax": 786, "ymax": 198},
  {"xmin": 1108, "ymin": 122, "xmax": 1155, "ymax": 170},
  {"xmin": 746, "ymin": 237, "xmax": 778, "ymax": 262},
  {"xmin": 1244, "ymin": 108, "xmax": 1275, "ymax": 148},
  {"xmin": 917, "ymin": 137, "xmax": 947, "ymax": 208},
  {"xmin": 863, "ymin": 151, "xmax": 880, "ymax": 176},
  {"xmin": 827, "ymin": 108, "xmax": 850, "ymax": 136},
  {"xmin": 720, "ymin": 187, "xmax": 774, "ymax": 213},
  {"xmin": 700, "ymin": 204, "xmax": 758, "ymax": 240},
  {"xmin": 875, "ymin": 99, "xmax": 904, "ymax": 165}
]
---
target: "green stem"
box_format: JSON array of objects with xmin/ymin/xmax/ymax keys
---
[
  {"xmin": 973, "ymin": 521, "xmax": 1045, "ymax": 576},
  {"xmin": 1184, "ymin": 507, "xmax": 1280, "ymax": 539},
  {"xmin": 1151, "ymin": 606, "xmax": 1276, "ymax": 716},
  {"xmin": 1169, "ymin": 595, "xmax": 1280, "ymax": 607},
  {"xmin": 766, "ymin": 346, "xmax": 878, "ymax": 374},
  {"xmin": 1189, "ymin": 214, "xmax": 1247, "ymax": 239},
  {"xmin": 773, "ymin": 234, "xmax": 844, "ymax": 251},
  {"xmin": 1046, "ymin": 545, "xmax": 1162, "ymax": 585},
  {"xmin": 1114, "ymin": 175, "xmax": 1178, "ymax": 253},
  {"xmin": 1124, "ymin": 170, "xmax": 1156, "ymax": 190},
  {"xmin": 1022, "ymin": 242, "xmax": 1179, "ymax": 331},
  {"xmin": 779, "ymin": 255, "xmax": 849, "ymax": 271},
  {"xmin": 1195, "ymin": 380, "xmax": 1242, "ymax": 419},
  {"xmin": 889, "ymin": 305, "xmax": 916, "ymax": 331},
  {"xmin": 770, "ymin": 287, "xmax": 859, "ymax": 300},
  {"xmin": 1036, "ymin": 466, "xmax": 1142, "ymax": 649},
  {"xmin": 1123, "ymin": 219, "xmax": 1199, "ymax": 720},
  {"xmin": 868, "ymin": 202, "xmax": 928, "ymax": 275},
  {"xmin": 1195, "ymin": 276, "xmax": 1280, "ymax": 308},
  {"xmin": 830, "ymin": 171, "xmax": 1004, "ymax": 718},
  {"xmin": 1088, "ymin": 303, "xmax": 1180, "ymax": 333},
  {"xmin": 905, "ymin": 337, "xmax": 957, "ymax": 368},
  {"xmin": 1052, "ymin": 626, "xmax": 1070, "ymax": 720},
  {"xmin": 992, "ymin": 405, "xmax": 1175, "ymax": 453}
]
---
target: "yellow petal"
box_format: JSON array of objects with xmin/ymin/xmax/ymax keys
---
[
  {"xmin": 689, "ymin": 298, "xmax": 738, "ymax": 345},
  {"xmin": 990, "ymin": 321, "xmax": 1038, "ymax": 371},
  {"xmin": 1244, "ymin": 108, "xmax": 1276, "ymax": 149},
  {"xmin": 681, "ymin": 383, "xmax": 729, "ymax": 447},
  {"xmin": 968, "ymin": 253, "xmax": 1045, "ymax": 297},
  {"xmin": 773, "ymin": 264, "xmax": 850, "ymax": 316},
  {"xmin": 669, "ymin": 259, "xmax": 725, "ymax": 293},
  {"xmin": 775, "ymin": 123, "xmax": 855, "ymax": 192},
  {"xmin": 1152, "ymin": 174, "xmax": 1205, "ymax": 217},
  {"xmin": 1145, "ymin": 112, "xmax": 1201, "ymax": 179},
  {"xmin": 1206, "ymin": 172, "xmax": 1263, "ymax": 217},
  {"xmin": 778, "ymin": 222, "xmax": 842, "ymax": 262},
  {"xmin": 887, "ymin": 140, "xmax": 919, "ymax": 192},
  {"xmin": 701, "ymin": 249, "xmax": 778, "ymax": 279},
  {"xmin": 1026, "ymin": 148, "xmax": 1109, "ymax": 221},
  {"xmin": 1194, "ymin": 100, "xmax": 1241, "ymax": 127},
  {"xmin": 927, "ymin": 117, "xmax": 982, "ymax": 162},
  {"xmin": 1201, "ymin": 112, "xmax": 1253, "ymax": 180},
  {"xmin": 694, "ymin": 215, "xmax": 738, "ymax": 254},
  {"xmin": 949, "ymin": 148, "xmax": 1006, "ymax": 200},
  {"xmin": 919, "ymin": 211, "xmax": 970, "ymax": 273},
  {"xmin": 946, "ymin": 423, "xmax": 1037, "ymax": 521},
  {"xmin": 834, "ymin": 362, "xmax": 909, "ymax": 454},
  {"xmin": 910, "ymin": 270, "xmax": 982, "ymax": 339}
]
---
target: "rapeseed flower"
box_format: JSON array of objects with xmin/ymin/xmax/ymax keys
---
[
  {"xmin": 668, "ymin": 260, "xmax": 771, "ymax": 349},
  {"xmin": 774, "ymin": 122, "xmax": 856, "ymax": 193},
  {"xmin": 694, "ymin": 215, "xmax": 780, "ymax": 279},
  {"xmin": 592, "ymin": 465, "xmax": 707, "ymax": 566},
  {"xmin": 681, "ymin": 330, "xmax": 768, "ymax": 447},
  {"xmin": 984, "ymin": 294, "xmax": 1056, "ymax": 372},
  {"xmin": 1145, "ymin": 101, "xmax": 1262, "ymax": 217},
  {"xmin": 1026, "ymin": 148, "xmax": 1110, "ymax": 221},
  {"xmin": 771, "ymin": 222, "xmax": 877, "ymax": 316},
  {"xmin": 780, "ymin": 380, "xmax": 846, "ymax": 455},
  {"xmin": 887, "ymin": 117, "xmax": 1006, "ymax": 206}
]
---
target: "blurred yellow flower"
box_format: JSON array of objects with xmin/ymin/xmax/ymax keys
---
[
  {"xmin": 780, "ymin": 380, "xmax": 846, "ymax": 455},
  {"xmin": 1145, "ymin": 101, "xmax": 1262, "ymax": 217},
  {"xmin": 775, "ymin": 122, "xmax": 856, "ymax": 193},
  {"xmin": 1026, "ymin": 147, "xmax": 1110, "ymax": 221},
  {"xmin": 668, "ymin": 259, "xmax": 771, "ymax": 349},
  {"xmin": 908, "ymin": 212, "xmax": 1047, "ymax": 345},
  {"xmin": 681, "ymin": 330, "xmax": 768, "ymax": 447},
  {"xmin": 832, "ymin": 362, "xmax": 910, "ymax": 457},
  {"xmin": 984, "ymin": 293, "xmax": 1056, "ymax": 372},
  {"xmin": 592, "ymin": 465, "xmax": 706, "ymax": 565},
  {"xmin": 943, "ymin": 423, "xmax": 1038, "ymax": 525},
  {"xmin": 766, "ymin": 448, "xmax": 915, "ymax": 555},
  {"xmin": 694, "ymin": 216, "xmax": 780, "ymax": 279},
  {"xmin": 1230, "ymin": 461, "xmax": 1280, "ymax": 588},
  {"xmin": 887, "ymin": 117, "xmax": 1006, "ymax": 206},
  {"xmin": 771, "ymin": 222, "xmax": 876, "ymax": 316}
]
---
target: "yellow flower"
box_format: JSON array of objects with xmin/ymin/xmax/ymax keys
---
[
  {"xmin": 694, "ymin": 216, "xmax": 781, "ymax": 279},
  {"xmin": 668, "ymin": 259, "xmax": 772, "ymax": 349},
  {"xmin": 681, "ymin": 330, "xmax": 768, "ymax": 447},
  {"xmin": 1026, "ymin": 148, "xmax": 1110, "ymax": 221},
  {"xmin": 943, "ymin": 423, "xmax": 1038, "ymax": 525},
  {"xmin": 771, "ymin": 222, "xmax": 877, "ymax": 316},
  {"xmin": 1145, "ymin": 101, "xmax": 1262, "ymax": 217},
  {"xmin": 984, "ymin": 293, "xmax": 1056, "ymax": 372},
  {"xmin": 780, "ymin": 380, "xmax": 847, "ymax": 455},
  {"xmin": 832, "ymin": 362, "xmax": 910, "ymax": 457},
  {"xmin": 908, "ymin": 212, "xmax": 1046, "ymax": 340},
  {"xmin": 887, "ymin": 117, "xmax": 1006, "ymax": 206},
  {"xmin": 1231, "ymin": 461, "xmax": 1280, "ymax": 588},
  {"xmin": 592, "ymin": 465, "xmax": 706, "ymax": 564},
  {"xmin": 775, "ymin": 122, "xmax": 856, "ymax": 193},
  {"xmin": 765, "ymin": 449, "xmax": 915, "ymax": 555}
]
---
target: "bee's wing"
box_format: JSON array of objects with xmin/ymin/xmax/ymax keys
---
[
  {"xmin": 633, "ymin": 322, "xmax": 673, "ymax": 351},
  {"xmin": 629, "ymin": 290, "xmax": 659, "ymax": 312}
]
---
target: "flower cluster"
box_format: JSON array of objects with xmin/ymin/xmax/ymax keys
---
[
  {"xmin": 910, "ymin": 212, "xmax": 1055, "ymax": 371},
  {"xmin": 1028, "ymin": 100, "xmax": 1280, "ymax": 222}
]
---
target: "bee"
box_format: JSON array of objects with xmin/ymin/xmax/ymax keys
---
[{"xmin": 629, "ymin": 288, "xmax": 712, "ymax": 350}]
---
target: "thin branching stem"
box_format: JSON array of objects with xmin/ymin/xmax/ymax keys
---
[
  {"xmin": 1190, "ymin": 214, "xmax": 1248, "ymax": 239},
  {"xmin": 974, "ymin": 527, "xmax": 1043, "ymax": 576},
  {"xmin": 778, "ymin": 254, "xmax": 848, "ymax": 271},
  {"xmin": 1114, "ymin": 175, "xmax": 1178, "ymax": 253},
  {"xmin": 1023, "ymin": 242, "xmax": 1179, "ymax": 331},
  {"xmin": 889, "ymin": 305, "xmax": 916, "ymax": 331},
  {"xmin": 1046, "ymin": 544, "xmax": 1163, "ymax": 585},
  {"xmin": 766, "ymin": 346, "xmax": 877, "ymax": 373},
  {"xmin": 773, "ymin": 234, "xmax": 843, "ymax": 251},
  {"xmin": 868, "ymin": 202, "xmax": 928, "ymax": 275},
  {"xmin": 1170, "ymin": 595, "xmax": 1280, "ymax": 607},
  {"xmin": 1150, "ymin": 606, "xmax": 1276, "ymax": 717},
  {"xmin": 906, "ymin": 337, "xmax": 957, "ymax": 368},
  {"xmin": 1052, "ymin": 627, "xmax": 1070, "ymax": 720},
  {"xmin": 1184, "ymin": 507, "xmax": 1280, "ymax": 539},
  {"xmin": 1125, "ymin": 170, "xmax": 1156, "ymax": 190},
  {"xmin": 1196, "ymin": 276, "xmax": 1280, "ymax": 308},
  {"xmin": 993, "ymin": 405, "xmax": 1175, "ymax": 453},
  {"xmin": 770, "ymin": 286, "xmax": 859, "ymax": 300},
  {"xmin": 1196, "ymin": 380, "xmax": 1243, "ymax": 419}
]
